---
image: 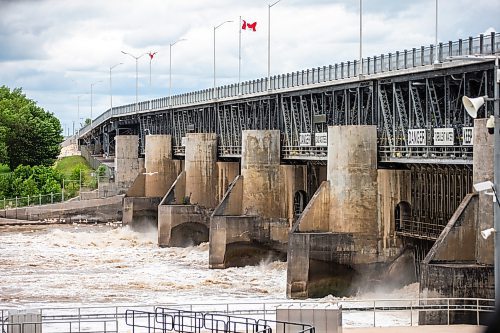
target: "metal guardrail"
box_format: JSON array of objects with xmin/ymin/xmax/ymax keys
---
[
  {"xmin": 78, "ymin": 32, "xmax": 500, "ymax": 138},
  {"xmin": 125, "ymin": 307, "xmax": 315, "ymax": 333},
  {"xmin": 1, "ymin": 298, "xmax": 495, "ymax": 332}
]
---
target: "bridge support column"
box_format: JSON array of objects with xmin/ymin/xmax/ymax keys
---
[
  {"xmin": 210, "ymin": 130, "xmax": 303, "ymax": 268},
  {"xmin": 123, "ymin": 135, "xmax": 182, "ymax": 229},
  {"xmin": 158, "ymin": 134, "xmax": 238, "ymax": 247},
  {"xmin": 115, "ymin": 135, "xmax": 140, "ymax": 192},
  {"xmin": 288, "ymin": 125, "xmax": 398, "ymax": 298}
]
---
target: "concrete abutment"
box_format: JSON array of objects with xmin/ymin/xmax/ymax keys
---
[
  {"xmin": 209, "ymin": 130, "xmax": 307, "ymax": 269},
  {"xmin": 287, "ymin": 125, "xmax": 409, "ymax": 298},
  {"xmin": 122, "ymin": 135, "xmax": 182, "ymax": 229},
  {"xmin": 158, "ymin": 133, "xmax": 239, "ymax": 247}
]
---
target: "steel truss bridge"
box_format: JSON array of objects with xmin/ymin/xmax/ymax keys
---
[{"xmin": 79, "ymin": 32, "xmax": 498, "ymax": 241}]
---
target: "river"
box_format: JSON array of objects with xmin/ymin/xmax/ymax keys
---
[{"xmin": 0, "ymin": 223, "xmax": 420, "ymax": 328}]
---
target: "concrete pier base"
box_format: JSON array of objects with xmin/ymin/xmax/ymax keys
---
[
  {"xmin": 419, "ymin": 119, "xmax": 494, "ymax": 325},
  {"xmin": 122, "ymin": 135, "xmax": 182, "ymax": 229},
  {"xmin": 209, "ymin": 130, "xmax": 304, "ymax": 269},
  {"xmin": 115, "ymin": 135, "xmax": 140, "ymax": 192},
  {"xmin": 287, "ymin": 125, "xmax": 406, "ymax": 299},
  {"xmin": 158, "ymin": 133, "xmax": 238, "ymax": 247}
]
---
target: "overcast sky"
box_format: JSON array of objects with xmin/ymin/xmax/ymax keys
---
[{"xmin": 0, "ymin": 0, "xmax": 498, "ymax": 135}]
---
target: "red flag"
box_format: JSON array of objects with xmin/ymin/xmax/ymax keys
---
[
  {"xmin": 148, "ymin": 51, "xmax": 157, "ymax": 60},
  {"xmin": 241, "ymin": 20, "xmax": 257, "ymax": 32}
]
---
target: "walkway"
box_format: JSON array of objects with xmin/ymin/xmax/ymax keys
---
[{"xmin": 345, "ymin": 325, "xmax": 484, "ymax": 332}]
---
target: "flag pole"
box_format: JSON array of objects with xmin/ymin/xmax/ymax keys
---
[{"xmin": 239, "ymin": 16, "xmax": 242, "ymax": 95}]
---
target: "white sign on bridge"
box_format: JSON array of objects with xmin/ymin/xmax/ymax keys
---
[
  {"xmin": 315, "ymin": 132, "xmax": 328, "ymax": 146},
  {"xmin": 462, "ymin": 127, "xmax": 474, "ymax": 146},
  {"xmin": 433, "ymin": 128, "xmax": 454, "ymax": 146},
  {"xmin": 299, "ymin": 133, "xmax": 311, "ymax": 146},
  {"xmin": 408, "ymin": 129, "xmax": 426, "ymax": 146}
]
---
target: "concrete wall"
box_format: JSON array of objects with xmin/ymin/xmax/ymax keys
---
[
  {"xmin": 185, "ymin": 133, "xmax": 218, "ymax": 208},
  {"xmin": 473, "ymin": 118, "xmax": 494, "ymax": 265},
  {"xmin": 115, "ymin": 135, "xmax": 140, "ymax": 191},
  {"xmin": 419, "ymin": 193, "xmax": 494, "ymax": 324},
  {"xmin": 122, "ymin": 196, "xmax": 161, "ymax": 229},
  {"xmin": 280, "ymin": 165, "xmax": 308, "ymax": 226},
  {"xmin": 217, "ymin": 162, "xmax": 240, "ymax": 204},
  {"xmin": 241, "ymin": 130, "xmax": 282, "ymax": 218},
  {"xmin": 328, "ymin": 126, "xmax": 378, "ymax": 234},
  {"xmin": 126, "ymin": 173, "xmax": 146, "ymax": 197},
  {"xmin": 158, "ymin": 205, "xmax": 209, "ymax": 247},
  {"xmin": 377, "ymin": 169, "xmax": 411, "ymax": 252},
  {"xmin": 144, "ymin": 135, "xmax": 181, "ymax": 197},
  {"xmin": 0, "ymin": 196, "xmax": 123, "ymax": 222},
  {"xmin": 297, "ymin": 181, "xmax": 330, "ymax": 232},
  {"xmin": 212, "ymin": 175, "xmax": 244, "ymax": 216}
]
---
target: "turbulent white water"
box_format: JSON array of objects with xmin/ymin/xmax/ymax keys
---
[
  {"xmin": 0, "ymin": 224, "xmax": 289, "ymax": 308},
  {"xmin": 0, "ymin": 223, "xmax": 419, "ymax": 325}
]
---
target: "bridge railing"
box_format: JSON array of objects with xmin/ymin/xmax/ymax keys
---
[
  {"xmin": 379, "ymin": 144, "xmax": 474, "ymax": 163},
  {"xmin": 79, "ymin": 32, "xmax": 499, "ymax": 138}
]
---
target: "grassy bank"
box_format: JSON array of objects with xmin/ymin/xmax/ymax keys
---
[{"xmin": 54, "ymin": 156, "xmax": 93, "ymax": 178}]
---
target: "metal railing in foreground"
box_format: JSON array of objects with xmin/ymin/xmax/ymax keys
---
[{"xmin": 0, "ymin": 297, "xmax": 495, "ymax": 333}]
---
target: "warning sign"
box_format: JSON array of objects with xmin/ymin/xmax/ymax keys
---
[
  {"xmin": 462, "ymin": 127, "xmax": 474, "ymax": 146},
  {"xmin": 408, "ymin": 129, "xmax": 426, "ymax": 146}
]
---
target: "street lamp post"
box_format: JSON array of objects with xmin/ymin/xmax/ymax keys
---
[
  {"xmin": 359, "ymin": 0, "xmax": 363, "ymax": 75},
  {"xmin": 169, "ymin": 38, "xmax": 187, "ymax": 108},
  {"xmin": 434, "ymin": 0, "xmax": 439, "ymax": 64},
  {"xmin": 213, "ymin": 20, "xmax": 233, "ymax": 98},
  {"xmin": 268, "ymin": 0, "xmax": 283, "ymax": 91},
  {"xmin": 90, "ymin": 80, "xmax": 102, "ymax": 126},
  {"xmin": 109, "ymin": 63, "xmax": 123, "ymax": 115},
  {"xmin": 121, "ymin": 51, "xmax": 147, "ymax": 111},
  {"xmin": 77, "ymin": 95, "xmax": 81, "ymax": 131}
]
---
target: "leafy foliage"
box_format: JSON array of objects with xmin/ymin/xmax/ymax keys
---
[
  {"xmin": 0, "ymin": 86, "xmax": 63, "ymax": 169},
  {"xmin": 0, "ymin": 164, "xmax": 62, "ymax": 199}
]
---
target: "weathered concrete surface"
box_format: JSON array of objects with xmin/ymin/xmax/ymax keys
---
[
  {"xmin": 418, "ymin": 119, "xmax": 495, "ymax": 325},
  {"xmin": 328, "ymin": 126, "xmax": 378, "ymax": 237},
  {"xmin": 377, "ymin": 169, "xmax": 411, "ymax": 253},
  {"xmin": 472, "ymin": 118, "xmax": 494, "ymax": 265},
  {"xmin": 241, "ymin": 130, "xmax": 281, "ymax": 218},
  {"xmin": 123, "ymin": 135, "xmax": 182, "ymax": 228},
  {"xmin": 210, "ymin": 214, "xmax": 288, "ymax": 268},
  {"xmin": 419, "ymin": 193, "xmax": 494, "ymax": 325},
  {"xmin": 122, "ymin": 196, "xmax": 161, "ymax": 230},
  {"xmin": 158, "ymin": 134, "xmax": 239, "ymax": 247},
  {"xmin": 185, "ymin": 133, "xmax": 218, "ymax": 208},
  {"xmin": 144, "ymin": 135, "xmax": 180, "ymax": 197},
  {"xmin": 217, "ymin": 161, "xmax": 240, "ymax": 204},
  {"xmin": 115, "ymin": 135, "xmax": 140, "ymax": 192},
  {"xmin": 209, "ymin": 130, "xmax": 300, "ymax": 269},
  {"xmin": 158, "ymin": 205, "xmax": 210, "ymax": 247},
  {"xmin": 0, "ymin": 196, "xmax": 123, "ymax": 222},
  {"xmin": 288, "ymin": 125, "xmax": 408, "ymax": 299}
]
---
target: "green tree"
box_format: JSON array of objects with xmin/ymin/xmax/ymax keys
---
[{"xmin": 0, "ymin": 86, "xmax": 63, "ymax": 169}]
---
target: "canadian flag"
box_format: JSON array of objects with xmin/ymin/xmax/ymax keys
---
[
  {"xmin": 148, "ymin": 51, "xmax": 157, "ymax": 60},
  {"xmin": 241, "ymin": 20, "xmax": 257, "ymax": 32}
]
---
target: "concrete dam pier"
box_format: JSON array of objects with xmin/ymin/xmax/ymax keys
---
[
  {"xmin": 112, "ymin": 121, "xmax": 495, "ymax": 312},
  {"xmin": 75, "ymin": 34, "xmax": 499, "ymax": 325},
  {"xmin": 112, "ymin": 124, "xmax": 472, "ymax": 300}
]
